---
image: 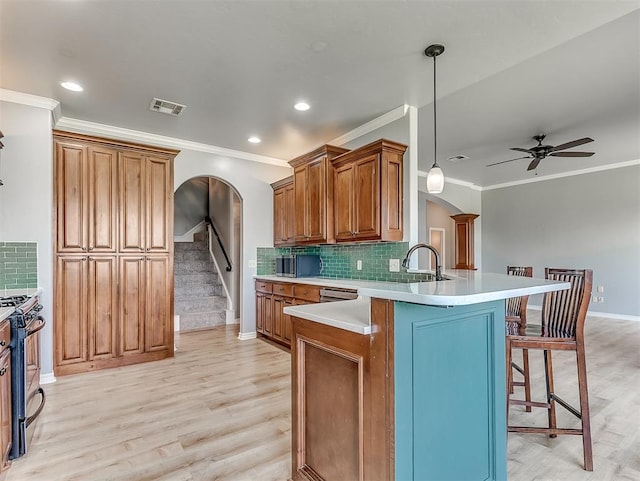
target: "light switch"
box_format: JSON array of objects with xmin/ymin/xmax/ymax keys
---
[
  {"xmin": 248, "ymin": 259, "xmax": 257, "ymax": 268},
  {"xmin": 389, "ymin": 259, "xmax": 400, "ymax": 272},
  {"xmin": 356, "ymin": 260, "xmax": 362, "ymax": 270}
]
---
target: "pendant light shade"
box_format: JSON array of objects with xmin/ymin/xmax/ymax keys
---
[
  {"xmin": 425, "ymin": 44, "xmax": 445, "ymax": 194},
  {"xmin": 426, "ymin": 164, "xmax": 444, "ymax": 193}
]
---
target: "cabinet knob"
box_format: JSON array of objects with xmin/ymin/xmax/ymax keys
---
[
  {"xmin": 89, "ymin": 246, "xmax": 94, "ymax": 251},
  {"xmin": 0, "ymin": 368, "xmax": 5, "ymax": 376},
  {"xmin": 82, "ymin": 247, "xmax": 87, "ymax": 252},
  {"xmin": 0, "ymin": 340, "xmax": 5, "ymax": 347},
  {"xmin": 82, "ymin": 257, "xmax": 87, "ymax": 261},
  {"xmin": 89, "ymin": 256, "xmax": 94, "ymax": 261}
]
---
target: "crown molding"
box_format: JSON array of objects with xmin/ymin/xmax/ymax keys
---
[
  {"xmin": 0, "ymin": 88, "xmax": 60, "ymax": 111},
  {"xmin": 328, "ymin": 104, "xmax": 409, "ymax": 147},
  {"xmin": 482, "ymin": 159, "xmax": 640, "ymax": 191},
  {"xmin": 55, "ymin": 117, "xmax": 290, "ymax": 168}
]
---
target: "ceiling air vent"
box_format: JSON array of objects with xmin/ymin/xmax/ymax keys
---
[
  {"xmin": 149, "ymin": 98, "xmax": 186, "ymax": 116},
  {"xmin": 447, "ymin": 154, "xmax": 469, "ymax": 163}
]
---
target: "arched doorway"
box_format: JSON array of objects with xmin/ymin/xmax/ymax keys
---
[{"xmin": 174, "ymin": 176, "xmax": 242, "ymax": 334}]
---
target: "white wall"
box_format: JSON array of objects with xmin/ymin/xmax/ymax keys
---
[
  {"xmin": 174, "ymin": 150, "xmax": 291, "ymax": 335},
  {"xmin": 0, "ymin": 101, "xmax": 55, "ymax": 376}
]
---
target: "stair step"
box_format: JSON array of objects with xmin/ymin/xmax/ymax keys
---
[
  {"xmin": 174, "ymin": 262, "xmax": 216, "ymax": 274},
  {"xmin": 175, "ymin": 283, "xmax": 223, "ymax": 298},
  {"xmin": 174, "ymin": 241, "xmax": 208, "ymax": 252},
  {"xmin": 175, "ymin": 295, "xmax": 227, "ymax": 314},
  {"xmin": 179, "ymin": 310, "xmax": 226, "ymax": 331},
  {"xmin": 174, "ymin": 272, "xmax": 219, "ymax": 285},
  {"xmin": 174, "ymin": 250, "xmax": 211, "ymax": 262}
]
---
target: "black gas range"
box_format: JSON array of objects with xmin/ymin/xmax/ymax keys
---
[{"xmin": 1, "ymin": 294, "xmax": 46, "ymax": 460}]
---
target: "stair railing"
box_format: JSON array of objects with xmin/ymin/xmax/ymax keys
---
[
  {"xmin": 204, "ymin": 217, "xmax": 233, "ymax": 317},
  {"xmin": 205, "ymin": 216, "xmax": 232, "ymax": 272}
]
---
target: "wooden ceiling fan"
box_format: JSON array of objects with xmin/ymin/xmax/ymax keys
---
[{"xmin": 487, "ymin": 134, "xmax": 595, "ymax": 171}]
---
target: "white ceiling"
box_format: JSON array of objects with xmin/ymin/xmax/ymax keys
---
[{"xmin": 1, "ymin": 1, "xmax": 639, "ymax": 187}]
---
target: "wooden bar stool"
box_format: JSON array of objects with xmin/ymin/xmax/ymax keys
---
[
  {"xmin": 506, "ymin": 268, "xmax": 594, "ymax": 471},
  {"xmin": 505, "ymin": 266, "xmax": 533, "ymax": 411}
]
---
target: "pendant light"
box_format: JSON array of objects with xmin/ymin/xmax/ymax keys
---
[{"xmin": 425, "ymin": 44, "xmax": 445, "ymax": 194}]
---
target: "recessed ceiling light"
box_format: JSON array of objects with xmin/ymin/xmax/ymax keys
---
[
  {"xmin": 294, "ymin": 102, "xmax": 310, "ymax": 111},
  {"xmin": 60, "ymin": 81, "xmax": 83, "ymax": 92},
  {"xmin": 248, "ymin": 136, "xmax": 261, "ymax": 144}
]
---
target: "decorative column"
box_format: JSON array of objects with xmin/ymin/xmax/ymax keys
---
[{"xmin": 450, "ymin": 213, "xmax": 479, "ymax": 270}]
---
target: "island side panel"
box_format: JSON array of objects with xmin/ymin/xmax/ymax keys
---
[
  {"xmin": 290, "ymin": 312, "xmax": 394, "ymax": 481},
  {"xmin": 394, "ymin": 300, "xmax": 507, "ymax": 481}
]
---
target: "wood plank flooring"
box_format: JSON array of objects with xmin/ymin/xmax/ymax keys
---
[{"xmin": 5, "ymin": 314, "xmax": 639, "ymax": 481}]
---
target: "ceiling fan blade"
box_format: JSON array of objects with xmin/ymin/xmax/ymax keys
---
[
  {"xmin": 486, "ymin": 156, "xmax": 530, "ymax": 167},
  {"xmin": 551, "ymin": 137, "xmax": 594, "ymax": 151},
  {"xmin": 527, "ymin": 158, "xmax": 542, "ymax": 171},
  {"xmin": 549, "ymin": 151, "xmax": 594, "ymax": 157},
  {"xmin": 510, "ymin": 147, "xmax": 533, "ymax": 153}
]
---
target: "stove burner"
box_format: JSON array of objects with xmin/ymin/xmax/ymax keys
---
[{"xmin": 0, "ymin": 295, "xmax": 29, "ymax": 308}]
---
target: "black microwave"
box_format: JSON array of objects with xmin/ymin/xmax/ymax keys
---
[{"xmin": 276, "ymin": 255, "xmax": 321, "ymax": 278}]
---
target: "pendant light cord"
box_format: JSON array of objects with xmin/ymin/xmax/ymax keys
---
[{"xmin": 433, "ymin": 53, "xmax": 438, "ymax": 168}]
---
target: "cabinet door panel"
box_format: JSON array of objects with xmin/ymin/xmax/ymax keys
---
[
  {"xmin": 306, "ymin": 160, "xmax": 326, "ymax": 241},
  {"xmin": 263, "ymin": 295, "xmax": 273, "ymax": 335},
  {"xmin": 55, "ymin": 256, "xmax": 88, "ymax": 366},
  {"xmin": 146, "ymin": 156, "xmax": 172, "ymax": 252},
  {"xmin": 119, "ymin": 152, "xmax": 146, "ymax": 252},
  {"xmin": 145, "ymin": 256, "xmax": 172, "ymax": 352},
  {"xmin": 119, "ymin": 256, "xmax": 145, "ymax": 356},
  {"xmin": 383, "ymin": 154, "xmax": 402, "ymax": 235},
  {"xmin": 273, "ymin": 188, "xmax": 286, "ymax": 246},
  {"xmin": 334, "ymin": 163, "xmax": 354, "ymax": 240},
  {"xmin": 55, "ymin": 142, "xmax": 87, "ymax": 253},
  {"xmin": 284, "ymin": 184, "xmax": 295, "ymax": 243},
  {"xmin": 294, "ymin": 167, "xmax": 308, "ymax": 242},
  {"xmin": 256, "ymin": 293, "xmax": 265, "ymax": 334},
  {"xmin": 273, "ymin": 297, "xmax": 284, "ymax": 340},
  {"xmin": 88, "ymin": 146, "xmax": 118, "ymax": 252},
  {"xmin": 282, "ymin": 298, "xmax": 294, "ymax": 345},
  {"xmin": 0, "ymin": 349, "xmax": 11, "ymax": 472},
  {"xmin": 353, "ymin": 154, "xmax": 380, "ymax": 239},
  {"xmin": 87, "ymin": 256, "xmax": 118, "ymax": 360}
]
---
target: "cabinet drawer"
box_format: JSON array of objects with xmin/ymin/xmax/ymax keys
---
[
  {"xmin": 0, "ymin": 320, "xmax": 9, "ymax": 353},
  {"xmin": 272, "ymin": 283, "xmax": 293, "ymax": 297},
  {"xmin": 255, "ymin": 281, "xmax": 273, "ymax": 294},
  {"xmin": 293, "ymin": 284, "xmax": 321, "ymax": 303}
]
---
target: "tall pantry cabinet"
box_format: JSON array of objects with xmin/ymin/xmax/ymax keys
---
[{"xmin": 53, "ymin": 131, "xmax": 177, "ymax": 376}]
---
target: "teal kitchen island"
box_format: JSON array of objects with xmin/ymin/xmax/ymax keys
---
[{"xmin": 284, "ymin": 272, "xmax": 569, "ymax": 481}]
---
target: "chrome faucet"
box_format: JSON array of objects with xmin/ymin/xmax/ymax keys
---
[{"xmin": 401, "ymin": 243, "xmax": 445, "ymax": 281}]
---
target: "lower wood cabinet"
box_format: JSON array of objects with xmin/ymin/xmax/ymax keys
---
[
  {"xmin": 0, "ymin": 321, "xmax": 11, "ymax": 473},
  {"xmin": 55, "ymin": 254, "xmax": 173, "ymax": 376},
  {"xmin": 255, "ymin": 281, "xmax": 322, "ymax": 348}
]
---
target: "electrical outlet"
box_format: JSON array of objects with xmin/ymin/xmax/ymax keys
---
[
  {"xmin": 356, "ymin": 260, "xmax": 362, "ymax": 271},
  {"xmin": 248, "ymin": 259, "xmax": 257, "ymax": 268},
  {"xmin": 389, "ymin": 259, "xmax": 400, "ymax": 272},
  {"xmin": 592, "ymin": 296, "xmax": 599, "ymax": 303},
  {"xmin": 597, "ymin": 285, "xmax": 604, "ymax": 293},
  {"xmin": 597, "ymin": 297, "xmax": 604, "ymax": 303}
]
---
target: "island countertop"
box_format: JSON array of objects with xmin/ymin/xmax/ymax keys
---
[{"xmin": 257, "ymin": 271, "xmax": 569, "ymax": 307}]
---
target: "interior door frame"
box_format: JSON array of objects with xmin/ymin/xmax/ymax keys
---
[{"xmin": 428, "ymin": 227, "xmax": 446, "ymax": 270}]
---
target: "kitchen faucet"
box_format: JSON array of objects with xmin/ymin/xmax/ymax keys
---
[{"xmin": 401, "ymin": 244, "xmax": 445, "ymax": 281}]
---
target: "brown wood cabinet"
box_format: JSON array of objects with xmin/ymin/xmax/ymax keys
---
[
  {"xmin": 332, "ymin": 139, "xmax": 406, "ymax": 242},
  {"xmin": 255, "ymin": 281, "xmax": 329, "ymax": 349},
  {"xmin": 450, "ymin": 213, "xmax": 479, "ymax": 270},
  {"xmin": 272, "ymin": 176, "xmax": 295, "ymax": 246},
  {"xmin": 53, "ymin": 131, "xmax": 178, "ymax": 376},
  {"xmin": 0, "ymin": 320, "xmax": 11, "ymax": 473},
  {"xmin": 289, "ymin": 145, "xmax": 350, "ymax": 245}
]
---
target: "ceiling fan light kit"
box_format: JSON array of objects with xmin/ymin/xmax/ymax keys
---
[
  {"xmin": 487, "ymin": 133, "xmax": 595, "ymax": 171},
  {"xmin": 425, "ymin": 43, "xmax": 446, "ymax": 194}
]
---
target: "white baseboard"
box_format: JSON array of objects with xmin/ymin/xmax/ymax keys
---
[
  {"xmin": 225, "ymin": 309, "xmax": 238, "ymax": 325},
  {"xmin": 528, "ymin": 304, "xmax": 639, "ymax": 322},
  {"xmin": 237, "ymin": 331, "xmax": 257, "ymax": 340},
  {"xmin": 174, "ymin": 315, "xmax": 180, "ymax": 332},
  {"xmin": 40, "ymin": 373, "xmax": 57, "ymax": 384}
]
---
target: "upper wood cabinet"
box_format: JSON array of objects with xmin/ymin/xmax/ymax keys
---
[
  {"xmin": 272, "ymin": 176, "xmax": 295, "ymax": 246},
  {"xmin": 119, "ymin": 153, "xmax": 173, "ymax": 253},
  {"xmin": 55, "ymin": 141, "xmax": 118, "ymax": 253},
  {"xmin": 450, "ymin": 213, "xmax": 479, "ymax": 270},
  {"xmin": 332, "ymin": 139, "xmax": 406, "ymax": 242},
  {"xmin": 290, "ymin": 145, "xmax": 350, "ymax": 245}
]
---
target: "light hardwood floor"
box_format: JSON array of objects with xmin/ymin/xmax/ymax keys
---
[{"xmin": 5, "ymin": 314, "xmax": 639, "ymax": 481}]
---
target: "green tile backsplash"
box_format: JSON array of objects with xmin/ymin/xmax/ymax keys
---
[
  {"xmin": 0, "ymin": 242, "xmax": 38, "ymax": 289},
  {"xmin": 257, "ymin": 242, "xmax": 435, "ymax": 282}
]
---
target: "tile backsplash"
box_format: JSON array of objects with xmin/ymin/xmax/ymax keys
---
[
  {"xmin": 257, "ymin": 242, "xmax": 435, "ymax": 282},
  {"xmin": 0, "ymin": 242, "xmax": 38, "ymax": 289}
]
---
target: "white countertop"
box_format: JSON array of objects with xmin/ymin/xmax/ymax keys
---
[
  {"xmin": 0, "ymin": 287, "xmax": 43, "ymax": 321},
  {"xmin": 255, "ymin": 271, "xmax": 569, "ymax": 306},
  {"xmin": 284, "ymin": 298, "xmax": 371, "ymax": 335}
]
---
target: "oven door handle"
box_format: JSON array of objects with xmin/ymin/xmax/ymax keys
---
[
  {"xmin": 25, "ymin": 387, "xmax": 46, "ymax": 428},
  {"xmin": 26, "ymin": 316, "xmax": 46, "ymax": 337}
]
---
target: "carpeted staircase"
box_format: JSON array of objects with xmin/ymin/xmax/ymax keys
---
[{"xmin": 174, "ymin": 231, "xmax": 227, "ymax": 331}]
